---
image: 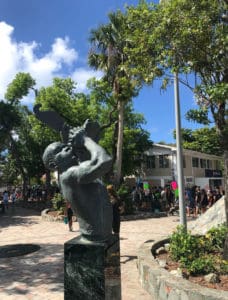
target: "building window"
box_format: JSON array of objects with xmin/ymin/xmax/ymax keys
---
[
  {"xmin": 206, "ymin": 160, "xmax": 212, "ymax": 169},
  {"xmin": 183, "ymin": 156, "xmax": 186, "ymax": 168},
  {"xmin": 192, "ymin": 157, "xmax": 199, "ymax": 168},
  {"xmin": 159, "ymin": 155, "xmax": 169, "ymax": 168},
  {"xmin": 200, "ymin": 159, "xmax": 206, "ymax": 168},
  {"xmin": 215, "ymin": 160, "xmax": 221, "ymax": 170},
  {"xmin": 146, "ymin": 155, "xmax": 155, "ymax": 169}
]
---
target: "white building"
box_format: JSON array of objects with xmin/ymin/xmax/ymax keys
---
[{"xmin": 136, "ymin": 143, "xmax": 224, "ymax": 190}]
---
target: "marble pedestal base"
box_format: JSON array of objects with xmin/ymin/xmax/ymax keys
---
[{"xmin": 64, "ymin": 235, "xmax": 121, "ymax": 300}]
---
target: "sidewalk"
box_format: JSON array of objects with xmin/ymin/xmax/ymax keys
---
[{"xmin": 0, "ymin": 206, "xmax": 180, "ymax": 300}]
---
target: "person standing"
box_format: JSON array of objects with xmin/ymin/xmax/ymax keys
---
[
  {"xmin": 107, "ymin": 185, "xmax": 123, "ymax": 236},
  {"xmin": 195, "ymin": 186, "xmax": 201, "ymax": 217},
  {"xmin": 65, "ymin": 201, "xmax": 73, "ymax": 231},
  {"xmin": 11, "ymin": 190, "xmax": 16, "ymax": 205},
  {"xmin": 3, "ymin": 190, "xmax": 9, "ymax": 210},
  {"xmin": 131, "ymin": 186, "xmax": 140, "ymax": 211},
  {"xmin": 186, "ymin": 187, "xmax": 196, "ymax": 217},
  {"xmin": 200, "ymin": 189, "xmax": 209, "ymax": 214}
]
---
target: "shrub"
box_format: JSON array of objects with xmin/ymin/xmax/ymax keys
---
[
  {"xmin": 205, "ymin": 224, "xmax": 228, "ymax": 251},
  {"xmin": 169, "ymin": 224, "xmax": 228, "ymax": 275},
  {"xmin": 169, "ymin": 226, "xmax": 201, "ymax": 262},
  {"xmin": 187, "ymin": 255, "xmax": 216, "ymax": 275},
  {"xmin": 51, "ymin": 193, "xmax": 65, "ymax": 214}
]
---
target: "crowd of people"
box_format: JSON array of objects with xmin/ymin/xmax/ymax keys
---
[
  {"xmin": 185, "ymin": 186, "xmax": 224, "ymax": 218},
  {"xmin": 131, "ymin": 184, "xmax": 224, "ymax": 217},
  {"xmin": 1, "ymin": 182, "xmax": 224, "ymax": 235},
  {"xmin": 0, "ymin": 189, "xmax": 18, "ymax": 213}
]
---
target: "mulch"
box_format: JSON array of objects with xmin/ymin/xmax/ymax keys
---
[{"xmin": 157, "ymin": 251, "xmax": 228, "ymax": 291}]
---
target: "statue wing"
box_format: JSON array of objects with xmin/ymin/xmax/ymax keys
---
[{"xmin": 33, "ymin": 104, "xmax": 65, "ymax": 132}]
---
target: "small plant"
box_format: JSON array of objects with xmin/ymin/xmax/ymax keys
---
[
  {"xmin": 169, "ymin": 224, "xmax": 228, "ymax": 275},
  {"xmin": 187, "ymin": 254, "xmax": 216, "ymax": 275},
  {"xmin": 51, "ymin": 193, "xmax": 65, "ymax": 215},
  {"xmin": 205, "ymin": 224, "xmax": 228, "ymax": 251},
  {"xmin": 169, "ymin": 225, "xmax": 200, "ymax": 262}
]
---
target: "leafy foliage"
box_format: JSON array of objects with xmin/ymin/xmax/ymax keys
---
[
  {"xmin": 51, "ymin": 193, "xmax": 65, "ymax": 214},
  {"xmin": 117, "ymin": 183, "xmax": 134, "ymax": 214},
  {"xmin": 88, "ymin": 10, "xmax": 142, "ymax": 184},
  {"xmin": 0, "ymin": 101, "xmax": 21, "ymax": 152},
  {"xmin": 5, "ymin": 72, "xmax": 36, "ymax": 104},
  {"xmin": 173, "ymin": 127, "xmax": 223, "ymax": 156},
  {"xmin": 125, "ymin": 0, "xmax": 228, "ymax": 148},
  {"xmin": 169, "ymin": 225, "xmax": 228, "ymax": 275}
]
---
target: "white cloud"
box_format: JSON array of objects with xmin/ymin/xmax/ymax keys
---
[
  {"xmin": 50, "ymin": 37, "xmax": 77, "ymax": 64},
  {"xmin": 71, "ymin": 68, "xmax": 103, "ymax": 92},
  {"xmin": 0, "ymin": 21, "xmax": 101, "ymax": 104}
]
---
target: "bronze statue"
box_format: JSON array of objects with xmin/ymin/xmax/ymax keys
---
[{"xmin": 34, "ymin": 105, "xmax": 113, "ymax": 242}]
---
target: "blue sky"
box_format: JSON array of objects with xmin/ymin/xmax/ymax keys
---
[{"xmin": 0, "ymin": 0, "xmax": 202, "ymax": 143}]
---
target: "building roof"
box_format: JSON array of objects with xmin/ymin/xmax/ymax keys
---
[{"xmin": 145, "ymin": 143, "xmax": 223, "ymax": 160}]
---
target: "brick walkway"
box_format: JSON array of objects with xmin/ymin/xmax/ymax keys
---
[{"xmin": 0, "ymin": 206, "xmax": 180, "ymax": 300}]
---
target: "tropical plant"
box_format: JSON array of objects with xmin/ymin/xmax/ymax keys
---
[{"xmin": 88, "ymin": 11, "xmax": 139, "ymax": 185}]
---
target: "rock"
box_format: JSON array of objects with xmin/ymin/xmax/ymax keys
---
[
  {"xmin": 188, "ymin": 197, "xmax": 226, "ymax": 235},
  {"xmin": 170, "ymin": 268, "xmax": 183, "ymax": 278},
  {"xmin": 41, "ymin": 208, "xmax": 50, "ymax": 216},
  {"xmin": 164, "ymin": 243, "xmax": 170, "ymax": 251},
  {"xmin": 156, "ymin": 259, "xmax": 167, "ymax": 268},
  {"xmin": 204, "ymin": 273, "xmax": 220, "ymax": 283},
  {"xmin": 156, "ymin": 246, "xmax": 166, "ymax": 255}
]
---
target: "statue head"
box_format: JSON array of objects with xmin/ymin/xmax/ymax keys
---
[{"xmin": 42, "ymin": 142, "xmax": 65, "ymax": 171}]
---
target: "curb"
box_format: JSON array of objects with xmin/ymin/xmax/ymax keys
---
[
  {"xmin": 41, "ymin": 209, "xmax": 65, "ymax": 222},
  {"xmin": 137, "ymin": 239, "xmax": 228, "ymax": 300}
]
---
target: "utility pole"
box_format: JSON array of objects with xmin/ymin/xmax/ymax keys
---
[{"xmin": 174, "ymin": 71, "xmax": 187, "ymax": 228}]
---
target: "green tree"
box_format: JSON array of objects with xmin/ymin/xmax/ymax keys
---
[
  {"xmin": 1, "ymin": 73, "xmax": 38, "ymax": 195},
  {"xmin": 35, "ymin": 77, "xmax": 93, "ymax": 127},
  {"xmin": 5, "ymin": 72, "xmax": 36, "ymax": 105},
  {"xmin": 173, "ymin": 127, "xmax": 223, "ymax": 156},
  {"xmin": 88, "ymin": 11, "xmax": 139, "ymax": 185},
  {"xmin": 0, "ymin": 101, "xmax": 21, "ymax": 153},
  {"xmin": 87, "ymin": 77, "xmax": 152, "ymax": 179},
  {"xmin": 124, "ymin": 0, "xmax": 228, "ymax": 256},
  {"xmin": 33, "ymin": 77, "xmax": 152, "ymax": 182}
]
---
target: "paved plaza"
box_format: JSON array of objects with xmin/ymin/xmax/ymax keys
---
[{"xmin": 0, "ymin": 206, "xmax": 181, "ymax": 300}]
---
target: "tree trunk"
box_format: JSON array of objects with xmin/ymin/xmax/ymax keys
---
[
  {"xmin": 10, "ymin": 136, "xmax": 28, "ymax": 199},
  {"xmin": 115, "ymin": 100, "xmax": 124, "ymax": 186},
  {"xmin": 104, "ymin": 121, "xmax": 118, "ymax": 184},
  {"xmin": 22, "ymin": 178, "xmax": 27, "ymax": 200},
  {"xmin": 45, "ymin": 170, "xmax": 51, "ymax": 198},
  {"xmin": 223, "ymin": 149, "xmax": 228, "ymax": 259}
]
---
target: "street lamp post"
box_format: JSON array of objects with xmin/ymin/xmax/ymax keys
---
[{"xmin": 174, "ymin": 71, "xmax": 187, "ymax": 228}]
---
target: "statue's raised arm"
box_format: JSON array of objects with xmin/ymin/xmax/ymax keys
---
[{"xmin": 66, "ymin": 125, "xmax": 112, "ymax": 183}]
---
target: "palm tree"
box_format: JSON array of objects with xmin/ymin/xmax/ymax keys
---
[{"xmin": 88, "ymin": 11, "xmax": 138, "ymax": 185}]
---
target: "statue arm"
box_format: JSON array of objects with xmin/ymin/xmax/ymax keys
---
[{"xmin": 67, "ymin": 136, "xmax": 112, "ymax": 184}]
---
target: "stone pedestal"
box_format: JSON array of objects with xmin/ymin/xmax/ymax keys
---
[{"xmin": 64, "ymin": 235, "xmax": 121, "ymax": 300}]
